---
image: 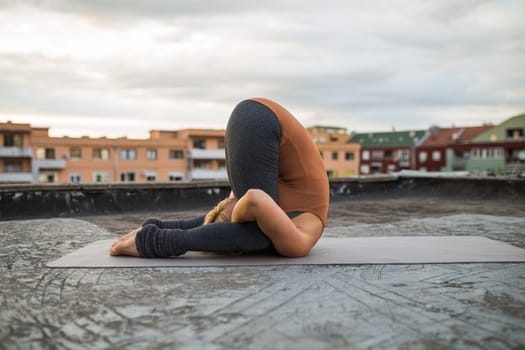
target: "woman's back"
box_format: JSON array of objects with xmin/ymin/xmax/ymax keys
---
[{"xmin": 250, "ymin": 98, "xmax": 330, "ymax": 226}]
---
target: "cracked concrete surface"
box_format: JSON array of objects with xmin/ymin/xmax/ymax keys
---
[{"xmin": 1, "ymin": 211, "xmax": 525, "ymax": 350}]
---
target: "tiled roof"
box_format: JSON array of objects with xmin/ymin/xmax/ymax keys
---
[
  {"xmin": 420, "ymin": 128, "xmax": 462, "ymax": 147},
  {"xmin": 350, "ymin": 130, "xmax": 426, "ymax": 148},
  {"xmin": 459, "ymin": 125, "xmax": 493, "ymax": 141},
  {"xmin": 419, "ymin": 125, "xmax": 493, "ymax": 147}
]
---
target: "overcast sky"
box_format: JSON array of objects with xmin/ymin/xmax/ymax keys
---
[{"xmin": 1, "ymin": 0, "xmax": 524, "ymax": 138}]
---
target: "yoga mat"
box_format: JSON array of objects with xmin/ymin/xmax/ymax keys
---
[{"xmin": 47, "ymin": 236, "xmax": 525, "ymax": 268}]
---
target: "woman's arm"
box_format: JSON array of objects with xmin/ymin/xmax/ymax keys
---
[{"xmin": 231, "ymin": 189, "xmax": 321, "ymax": 257}]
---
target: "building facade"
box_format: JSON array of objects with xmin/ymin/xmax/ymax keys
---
[
  {"xmin": 307, "ymin": 126, "xmax": 360, "ymax": 177},
  {"xmin": 3, "ymin": 114, "xmax": 523, "ymax": 184},
  {"xmin": 0, "ymin": 122, "xmax": 33, "ymax": 183},
  {"xmin": 352, "ymin": 130, "xmax": 426, "ymax": 174},
  {"xmin": 2, "ymin": 121, "xmax": 361, "ymax": 184},
  {"xmin": 415, "ymin": 125, "xmax": 493, "ymax": 172},
  {"xmin": 1, "ymin": 121, "xmax": 227, "ymax": 184},
  {"xmin": 461, "ymin": 114, "xmax": 525, "ymax": 175}
]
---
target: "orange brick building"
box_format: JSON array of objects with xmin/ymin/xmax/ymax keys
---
[
  {"xmin": 1, "ymin": 121, "xmax": 358, "ymax": 184},
  {"xmin": 308, "ymin": 126, "xmax": 361, "ymax": 177},
  {"xmin": 0, "ymin": 121, "xmax": 33, "ymax": 183},
  {"xmin": 1, "ymin": 121, "xmax": 226, "ymax": 184}
]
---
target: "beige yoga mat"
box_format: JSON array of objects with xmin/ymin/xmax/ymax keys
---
[{"xmin": 47, "ymin": 236, "xmax": 525, "ymax": 268}]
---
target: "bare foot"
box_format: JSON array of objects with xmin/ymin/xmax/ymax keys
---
[
  {"xmin": 109, "ymin": 227, "xmax": 141, "ymax": 257},
  {"xmin": 110, "ymin": 227, "xmax": 140, "ymax": 249}
]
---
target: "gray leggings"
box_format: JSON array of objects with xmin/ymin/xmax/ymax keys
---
[{"xmin": 135, "ymin": 100, "xmax": 283, "ymax": 257}]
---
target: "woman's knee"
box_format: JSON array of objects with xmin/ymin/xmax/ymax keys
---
[
  {"xmin": 225, "ymin": 100, "xmax": 281, "ymax": 200},
  {"xmin": 279, "ymin": 239, "xmax": 312, "ymax": 258}
]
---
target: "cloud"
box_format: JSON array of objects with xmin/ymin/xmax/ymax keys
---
[{"xmin": 0, "ymin": 0, "xmax": 523, "ymax": 137}]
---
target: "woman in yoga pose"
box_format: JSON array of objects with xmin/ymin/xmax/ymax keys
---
[{"xmin": 110, "ymin": 98, "xmax": 329, "ymax": 258}]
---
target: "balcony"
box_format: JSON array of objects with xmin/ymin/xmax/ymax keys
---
[
  {"xmin": 187, "ymin": 149, "xmax": 226, "ymax": 160},
  {"xmin": 0, "ymin": 172, "xmax": 33, "ymax": 183},
  {"xmin": 0, "ymin": 147, "xmax": 33, "ymax": 158},
  {"xmin": 189, "ymin": 169, "xmax": 228, "ymax": 181},
  {"xmin": 33, "ymin": 159, "xmax": 67, "ymax": 169}
]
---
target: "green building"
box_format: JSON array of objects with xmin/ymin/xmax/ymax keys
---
[
  {"xmin": 351, "ymin": 130, "xmax": 426, "ymax": 174},
  {"xmin": 463, "ymin": 113, "xmax": 525, "ymax": 175}
]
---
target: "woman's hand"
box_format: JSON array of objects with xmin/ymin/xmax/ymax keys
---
[{"xmin": 232, "ymin": 189, "xmax": 320, "ymax": 257}]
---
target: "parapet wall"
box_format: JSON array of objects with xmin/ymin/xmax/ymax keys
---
[{"xmin": 1, "ymin": 176, "xmax": 523, "ymax": 220}]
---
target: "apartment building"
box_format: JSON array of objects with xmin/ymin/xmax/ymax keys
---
[
  {"xmin": 414, "ymin": 114, "xmax": 525, "ymax": 175},
  {"xmin": 0, "ymin": 121, "xmax": 33, "ymax": 183},
  {"xmin": 5, "ymin": 115, "xmax": 520, "ymax": 183},
  {"xmin": 1, "ymin": 120, "xmax": 364, "ymax": 184},
  {"xmin": 1, "ymin": 121, "xmax": 226, "ymax": 184},
  {"xmin": 352, "ymin": 130, "xmax": 426, "ymax": 174},
  {"xmin": 415, "ymin": 125, "xmax": 492, "ymax": 172},
  {"xmin": 459, "ymin": 114, "xmax": 525, "ymax": 175},
  {"xmin": 155, "ymin": 129, "xmax": 227, "ymax": 181},
  {"xmin": 307, "ymin": 126, "xmax": 360, "ymax": 177}
]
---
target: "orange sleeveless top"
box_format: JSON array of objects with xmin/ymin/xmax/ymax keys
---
[{"xmin": 250, "ymin": 98, "xmax": 330, "ymax": 226}]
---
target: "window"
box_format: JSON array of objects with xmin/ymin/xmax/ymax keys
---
[
  {"xmin": 432, "ymin": 151, "xmax": 441, "ymax": 161},
  {"xmin": 384, "ymin": 151, "xmax": 393, "ymax": 159},
  {"xmin": 121, "ymin": 149, "xmax": 137, "ymax": 160},
  {"xmin": 36, "ymin": 148, "xmax": 45, "ymax": 160},
  {"xmin": 45, "ymin": 148, "xmax": 55, "ymax": 159},
  {"xmin": 93, "ymin": 172, "xmax": 110, "ymax": 183},
  {"xmin": 360, "ymin": 164, "xmax": 370, "ymax": 174},
  {"xmin": 507, "ymin": 128, "xmax": 524, "ymax": 140},
  {"xmin": 169, "ymin": 172, "xmax": 184, "ymax": 181},
  {"xmin": 146, "ymin": 175, "xmax": 156, "ymax": 182},
  {"xmin": 371, "ymin": 150, "xmax": 383, "ymax": 160},
  {"xmin": 3, "ymin": 134, "xmax": 22, "ymax": 147},
  {"xmin": 193, "ymin": 160, "xmax": 208, "ymax": 169},
  {"xmin": 121, "ymin": 172, "xmax": 136, "ymax": 182},
  {"xmin": 70, "ymin": 173, "xmax": 81, "ymax": 183},
  {"xmin": 387, "ymin": 164, "xmax": 396, "ymax": 173},
  {"xmin": 4, "ymin": 134, "xmax": 14, "ymax": 147},
  {"xmin": 36, "ymin": 148, "xmax": 55, "ymax": 159},
  {"xmin": 514, "ymin": 149, "xmax": 525, "ymax": 162},
  {"xmin": 93, "ymin": 148, "xmax": 110, "ymax": 160},
  {"xmin": 472, "ymin": 148, "xmax": 503, "ymax": 159},
  {"xmin": 332, "ymin": 152, "xmax": 339, "ymax": 160},
  {"xmin": 38, "ymin": 173, "xmax": 56, "ymax": 183},
  {"xmin": 146, "ymin": 149, "xmax": 157, "ymax": 160},
  {"xmin": 4, "ymin": 160, "xmax": 23, "ymax": 173},
  {"xmin": 70, "ymin": 148, "xmax": 82, "ymax": 159},
  {"xmin": 169, "ymin": 150, "xmax": 184, "ymax": 159},
  {"xmin": 345, "ymin": 152, "xmax": 354, "ymax": 161},
  {"xmin": 218, "ymin": 140, "xmax": 225, "ymax": 149},
  {"xmin": 193, "ymin": 139, "xmax": 206, "ymax": 149},
  {"xmin": 419, "ymin": 151, "xmax": 428, "ymax": 163},
  {"xmin": 496, "ymin": 148, "xmax": 504, "ymax": 159},
  {"xmin": 362, "ymin": 150, "xmax": 370, "ymax": 161}
]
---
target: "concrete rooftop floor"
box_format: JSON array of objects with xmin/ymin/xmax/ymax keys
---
[{"xmin": 1, "ymin": 195, "xmax": 525, "ymax": 350}]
